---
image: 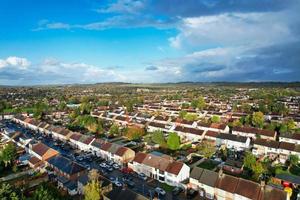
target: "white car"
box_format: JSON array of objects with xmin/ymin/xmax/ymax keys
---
[
  {"xmin": 113, "ymin": 164, "xmax": 120, "ymax": 169},
  {"xmin": 100, "ymin": 163, "xmax": 107, "ymax": 168},
  {"xmin": 114, "ymin": 181, "xmax": 123, "ymax": 187},
  {"xmin": 138, "ymin": 173, "xmax": 147, "ymax": 181},
  {"xmin": 155, "ymin": 187, "xmax": 166, "ymax": 196}
]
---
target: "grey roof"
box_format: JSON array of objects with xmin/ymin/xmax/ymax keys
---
[
  {"xmin": 199, "ymin": 169, "xmax": 219, "ymax": 187},
  {"xmin": 217, "ymin": 133, "xmax": 248, "ymax": 143},
  {"xmin": 276, "ymin": 173, "xmax": 300, "ymax": 185},
  {"xmin": 190, "ymin": 166, "xmax": 204, "ymax": 180}
]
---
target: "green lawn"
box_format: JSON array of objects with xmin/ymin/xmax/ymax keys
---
[
  {"xmin": 197, "ymin": 160, "xmax": 219, "ymax": 170},
  {"xmin": 159, "ymin": 182, "xmax": 174, "ymax": 192}
]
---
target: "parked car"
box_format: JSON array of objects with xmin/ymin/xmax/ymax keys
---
[
  {"xmin": 155, "ymin": 187, "xmax": 166, "ymax": 196},
  {"xmin": 172, "ymin": 187, "xmax": 184, "ymax": 195},
  {"xmin": 187, "ymin": 189, "xmax": 198, "ymax": 199},
  {"xmin": 125, "ymin": 180, "xmax": 135, "ymax": 188},
  {"xmin": 107, "ymin": 167, "xmax": 114, "ymax": 172},
  {"xmin": 121, "ymin": 167, "xmax": 133, "ymax": 174},
  {"xmin": 100, "ymin": 163, "xmax": 107, "ymax": 168},
  {"xmin": 113, "ymin": 164, "xmax": 120, "ymax": 169},
  {"xmin": 138, "ymin": 173, "xmax": 147, "ymax": 181},
  {"xmin": 109, "ymin": 177, "xmax": 115, "ymax": 182},
  {"xmin": 114, "ymin": 181, "xmax": 123, "ymax": 187}
]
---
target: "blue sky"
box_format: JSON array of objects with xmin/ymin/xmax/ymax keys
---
[{"xmin": 0, "ymin": 0, "xmax": 299, "ymax": 85}]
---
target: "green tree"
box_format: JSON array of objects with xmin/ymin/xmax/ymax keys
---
[
  {"xmin": 124, "ymin": 126, "xmax": 145, "ymax": 140},
  {"xmin": 125, "ymin": 101, "xmax": 134, "ymax": 113},
  {"xmin": 252, "ymin": 112, "xmax": 264, "ymax": 128},
  {"xmin": 243, "ymin": 151, "xmax": 256, "ymax": 169},
  {"xmin": 184, "ymin": 113, "xmax": 198, "ymax": 121},
  {"xmin": 32, "ymin": 185, "xmax": 57, "ymax": 200},
  {"xmin": 33, "ymin": 101, "xmax": 49, "ymax": 119},
  {"xmin": 109, "ymin": 124, "xmax": 119, "ymax": 136},
  {"xmin": 232, "ymin": 119, "xmax": 242, "ymax": 127},
  {"xmin": 80, "ymin": 102, "xmax": 93, "ymax": 114},
  {"xmin": 197, "ymin": 141, "xmax": 216, "ymax": 158},
  {"xmin": 151, "ymin": 130, "xmax": 166, "ymax": 147},
  {"xmin": 286, "ymin": 119, "xmax": 296, "ymax": 130},
  {"xmin": 84, "ymin": 170, "xmax": 102, "ymax": 200},
  {"xmin": 178, "ymin": 110, "xmax": 187, "ymax": 119},
  {"xmin": 252, "ymin": 162, "xmax": 266, "ymax": 180},
  {"xmin": 0, "ymin": 183, "xmax": 20, "ymax": 200},
  {"xmin": 289, "ymin": 155, "xmax": 299, "ymax": 166},
  {"xmin": 167, "ymin": 132, "xmax": 181, "ymax": 151},
  {"xmin": 241, "ymin": 103, "xmax": 252, "ymax": 113},
  {"xmin": 58, "ymin": 101, "xmax": 67, "ymax": 111},
  {"xmin": 211, "ymin": 115, "xmax": 220, "ymax": 123},
  {"xmin": 191, "ymin": 96, "xmax": 206, "ymax": 110},
  {"xmin": 0, "ymin": 143, "xmax": 17, "ymax": 167}
]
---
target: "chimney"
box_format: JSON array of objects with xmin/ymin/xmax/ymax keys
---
[
  {"xmin": 260, "ymin": 180, "xmax": 265, "ymax": 188},
  {"xmin": 218, "ymin": 168, "xmax": 223, "ymax": 177}
]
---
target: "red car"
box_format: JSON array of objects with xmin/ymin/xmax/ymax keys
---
[{"xmin": 121, "ymin": 167, "xmax": 133, "ymax": 174}]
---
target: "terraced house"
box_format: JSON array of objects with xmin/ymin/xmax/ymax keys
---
[{"xmin": 129, "ymin": 152, "xmax": 190, "ymax": 187}]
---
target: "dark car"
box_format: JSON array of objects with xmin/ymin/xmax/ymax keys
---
[
  {"xmin": 187, "ymin": 189, "xmax": 198, "ymax": 199},
  {"xmin": 125, "ymin": 180, "xmax": 135, "ymax": 188},
  {"xmin": 172, "ymin": 187, "xmax": 184, "ymax": 196}
]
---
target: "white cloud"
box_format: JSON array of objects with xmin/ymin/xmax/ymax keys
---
[
  {"xmin": 0, "ymin": 56, "xmax": 31, "ymax": 69},
  {"xmin": 170, "ymin": 10, "xmax": 297, "ymax": 50},
  {"xmin": 97, "ymin": 0, "xmax": 146, "ymax": 14}
]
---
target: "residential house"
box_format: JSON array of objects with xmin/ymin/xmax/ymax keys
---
[
  {"xmin": 232, "ymin": 127, "xmax": 276, "ymax": 140},
  {"xmin": 173, "ymin": 126, "xmax": 204, "ymax": 142},
  {"xmin": 216, "ymin": 133, "xmax": 251, "ymax": 151},
  {"xmin": 279, "ymin": 132, "xmax": 300, "ymax": 145},
  {"xmin": 189, "ymin": 167, "xmax": 218, "ymax": 199},
  {"xmin": 129, "ymin": 152, "xmax": 190, "ymax": 187},
  {"xmin": 198, "ymin": 122, "xmax": 229, "ymax": 133},
  {"xmin": 252, "ymin": 138, "xmax": 280, "ymax": 158},
  {"xmin": 29, "ymin": 142, "xmax": 59, "ymax": 162},
  {"xmin": 46, "ymin": 155, "xmax": 86, "ymax": 181},
  {"xmin": 215, "ymin": 172, "xmax": 239, "ymax": 200}
]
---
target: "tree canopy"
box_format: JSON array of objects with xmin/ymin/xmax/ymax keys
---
[{"xmin": 167, "ymin": 132, "xmax": 181, "ymax": 151}]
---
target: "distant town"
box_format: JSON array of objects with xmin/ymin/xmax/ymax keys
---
[{"xmin": 0, "ymin": 83, "xmax": 299, "ymax": 200}]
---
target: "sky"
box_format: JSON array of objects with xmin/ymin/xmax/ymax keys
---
[{"xmin": 0, "ymin": 0, "xmax": 299, "ymax": 85}]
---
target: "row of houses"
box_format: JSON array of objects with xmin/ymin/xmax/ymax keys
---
[
  {"xmin": 190, "ymin": 167, "xmax": 288, "ymax": 200},
  {"xmin": 253, "ymin": 138, "xmax": 300, "ymax": 163},
  {"xmin": 12, "ymin": 116, "xmax": 190, "ymax": 187}
]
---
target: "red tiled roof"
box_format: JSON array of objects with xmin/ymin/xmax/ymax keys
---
[
  {"xmin": 100, "ymin": 142, "xmax": 112, "ymax": 151},
  {"xmin": 70, "ymin": 133, "xmax": 82, "ymax": 141},
  {"xmin": 29, "ymin": 156, "xmax": 41, "ymax": 165},
  {"xmin": 205, "ymin": 130, "xmax": 219, "ymax": 138},
  {"xmin": 133, "ymin": 152, "xmax": 147, "ymax": 164},
  {"xmin": 215, "ymin": 174, "xmax": 239, "ymax": 193},
  {"xmin": 115, "ymin": 147, "xmax": 128, "ymax": 157},
  {"xmin": 174, "ymin": 126, "xmax": 204, "ymax": 136},
  {"xmin": 32, "ymin": 143, "xmax": 50, "ymax": 157},
  {"xmin": 166, "ymin": 161, "xmax": 183, "ymax": 175},
  {"xmin": 233, "ymin": 127, "xmax": 275, "ymax": 137}
]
